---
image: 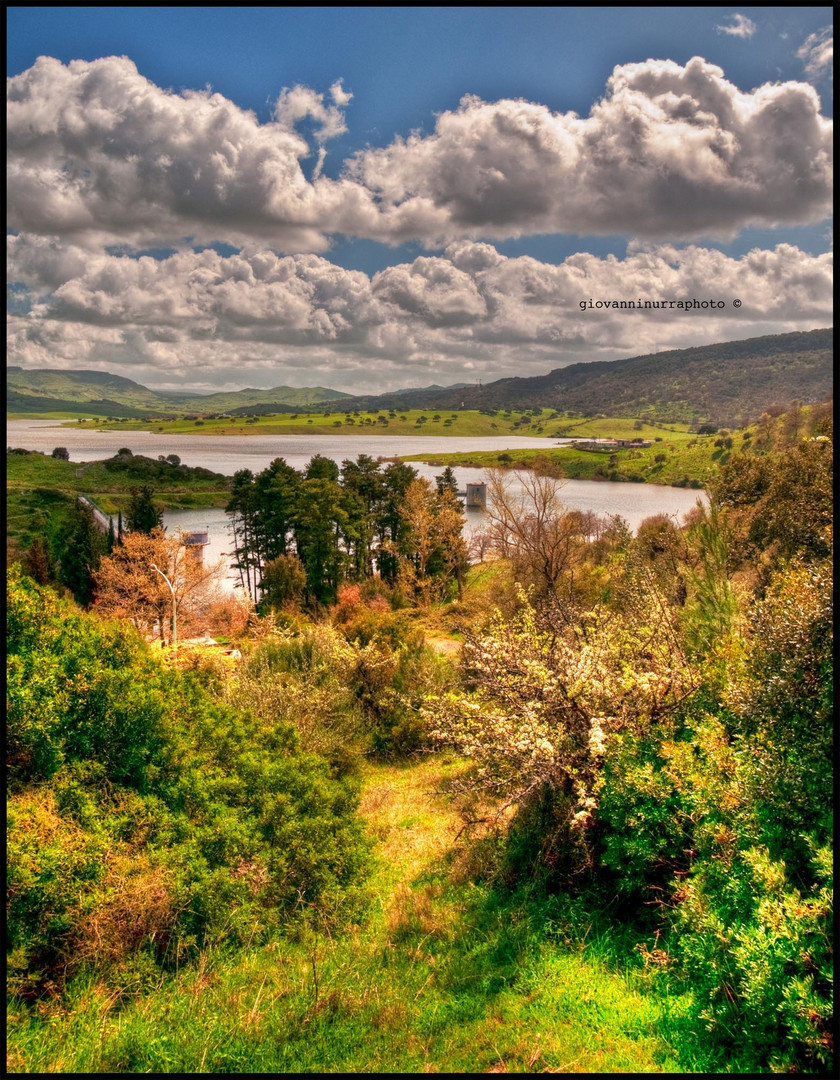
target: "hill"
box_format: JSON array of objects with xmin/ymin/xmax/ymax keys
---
[
  {"xmin": 6, "ymin": 367, "xmax": 351, "ymax": 416},
  {"xmin": 8, "ymin": 330, "xmax": 832, "ymax": 425},
  {"xmin": 325, "ymin": 330, "xmax": 834, "ymax": 425}
]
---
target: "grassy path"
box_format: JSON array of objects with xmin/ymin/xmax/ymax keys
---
[{"xmin": 8, "ymin": 757, "xmax": 687, "ymax": 1073}]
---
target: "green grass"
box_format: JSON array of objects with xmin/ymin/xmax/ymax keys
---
[
  {"xmin": 403, "ymin": 423, "xmax": 724, "ymax": 488},
  {"xmin": 53, "ymin": 408, "xmax": 567, "ymax": 439},
  {"xmin": 7, "ymin": 756, "xmax": 691, "ymax": 1074},
  {"xmin": 6, "ymin": 452, "xmax": 232, "ymax": 552}
]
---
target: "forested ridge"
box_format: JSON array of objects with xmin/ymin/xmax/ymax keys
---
[
  {"xmin": 6, "ymin": 405, "xmax": 834, "ymax": 1074},
  {"xmin": 328, "ymin": 329, "xmax": 833, "ymax": 425},
  {"xmin": 8, "ymin": 330, "xmax": 832, "ymax": 426}
]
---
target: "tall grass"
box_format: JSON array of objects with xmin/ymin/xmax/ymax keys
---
[{"xmin": 8, "ymin": 757, "xmax": 690, "ymax": 1074}]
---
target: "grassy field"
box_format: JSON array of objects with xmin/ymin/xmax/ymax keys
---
[
  {"xmin": 402, "ymin": 418, "xmax": 725, "ymax": 488},
  {"xmin": 7, "ymin": 754, "xmax": 689, "ymax": 1074},
  {"xmin": 6, "ymin": 453, "xmax": 231, "ymax": 550},
  {"xmin": 31, "ymin": 407, "xmax": 638, "ymax": 439}
]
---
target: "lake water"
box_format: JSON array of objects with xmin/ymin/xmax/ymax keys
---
[{"xmin": 8, "ymin": 418, "xmax": 706, "ymax": 591}]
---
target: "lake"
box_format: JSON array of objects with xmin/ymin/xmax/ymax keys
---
[{"xmin": 7, "ymin": 418, "xmax": 706, "ymax": 591}]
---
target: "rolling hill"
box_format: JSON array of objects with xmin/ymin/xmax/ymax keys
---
[
  {"xmin": 326, "ymin": 330, "xmax": 833, "ymax": 425},
  {"xmin": 6, "ymin": 368, "xmax": 351, "ymax": 415},
  {"xmin": 7, "ymin": 329, "xmax": 832, "ymax": 425}
]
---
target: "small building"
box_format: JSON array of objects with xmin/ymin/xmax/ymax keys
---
[
  {"xmin": 183, "ymin": 530, "xmax": 210, "ymax": 566},
  {"xmin": 465, "ymin": 482, "xmax": 487, "ymax": 509}
]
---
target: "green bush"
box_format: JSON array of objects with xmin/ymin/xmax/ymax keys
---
[{"xmin": 6, "ymin": 570, "xmax": 369, "ymax": 994}]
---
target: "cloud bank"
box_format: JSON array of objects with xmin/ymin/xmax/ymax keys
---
[
  {"xmin": 7, "ymin": 55, "xmax": 833, "ymax": 251},
  {"xmin": 6, "ymin": 52, "xmax": 833, "ymax": 392},
  {"xmin": 8, "ymin": 236, "xmax": 832, "ymax": 393}
]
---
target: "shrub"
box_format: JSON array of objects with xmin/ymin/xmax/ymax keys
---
[{"xmin": 6, "ymin": 570, "xmax": 369, "ymax": 993}]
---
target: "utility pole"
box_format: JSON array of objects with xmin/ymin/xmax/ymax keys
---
[{"xmin": 150, "ymin": 562, "xmax": 176, "ymax": 653}]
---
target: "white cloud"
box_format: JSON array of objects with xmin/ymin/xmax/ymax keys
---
[
  {"xmin": 273, "ymin": 81, "xmax": 350, "ymax": 142},
  {"xmin": 348, "ymin": 56, "xmax": 833, "ymax": 245},
  {"xmin": 6, "ymin": 56, "xmax": 372, "ymax": 251},
  {"xmin": 797, "ymin": 27, "xmax": 833, "ymax": 81},
  {"xmin": 8, "ymin": 237, "xmax": 832, "ymax": 393},
  {"xmin": 715, "ymin": 14, "xmax": 757, "ymax": 39},
  {"xmin": 7, "ymin": 55, "xmax": 833, "ymax": 252}
]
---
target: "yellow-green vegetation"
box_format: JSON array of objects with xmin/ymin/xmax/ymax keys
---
[
  {"xmin": 63, "ymin": 407, "xmax": 562, "ymax": 438},
  {"xmin": 6, "ymin": 450, "xmax": 230, "ymax": 551},
  {"xmin": 7, "ymin": 410, "xmax": 101, "ymax": 420},
  {"xmin": 7, "ymin": 749, "xmax": 683, "ymax": 1074},
  {"xmin": 6, "ymin": 405, "xmax": 834, "ymax": 1075},
  {"xmin": 404, "ymin": 404, "xmax": 831, "ymax": 489}
]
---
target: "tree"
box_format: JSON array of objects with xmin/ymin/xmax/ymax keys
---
[
  {"xmin": 254, "ymin": 457, "xmax": 300, "ymax": 565},
  {"xmin": 56, "ymin": 501, "xmax": 103, "ymax": 606},
  {"xmin": 226, "ymin": 469, "xmax": 260, "ymax": 597},
  {"xmin": 126, "ymin": 484, "xmax": 163, "ymax": 535},
  {"xmin": 376, "ymin": 462, "xmax": 418, "ymax": 584},
  {"xmin": 483, "ymin": 468, "xmax": 585, "ymax": 597},
  {"xmin": 23, "ymin": 537, "xmax": 52, "ymax": 585},
  {"xmin": 293, "ymin": 476, "xmax": 348, "ymax": 606},
  {"xmin": 340, "ymin": 455, "xmax": 386, "ymax": 579},
  {"xmin": 259, "ymin": 553, "xmax": 307, "ymax": 611},
  {"xmin": 425, "ymin": 566, "xmax": 696, "ymax": 868},
  {"xmin": 435, "ymin": 465, "xmax": 459, "ymax": 497},
  {"xmin": 93, "ymin": 528, "xmax": 226, "ymax": 643},
  {"xmin": 393, "ymin": 478, "xmax": 467, "ymax": 604}
]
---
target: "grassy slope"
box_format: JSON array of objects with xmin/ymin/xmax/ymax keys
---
[
  {"xmin": 6, "ymin": 454, "xmax": 231, "ymax": 549},
  {"xmin": 403, "ymin": 416, "xmax": 719, "ymax": 487},
  {"xmin": 7, "ymin": 755, "xmax": 684, "ymax": 1073},
  {"xmin": 47, "ymin": 408, "xmax": 563, "ymax": 438}
]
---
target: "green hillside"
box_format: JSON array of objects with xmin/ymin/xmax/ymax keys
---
[
  {"xmin": 6, "ymin": 367, "xmax": 351, "ymax": 416},
  {"xmin": 325, "ymin": 330, "xmax": 834, "ymax": 425}
]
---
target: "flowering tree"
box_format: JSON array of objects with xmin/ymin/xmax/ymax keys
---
[{"xmin": 424, "ymin": 565, "xmax": 697, "ymax": 864}]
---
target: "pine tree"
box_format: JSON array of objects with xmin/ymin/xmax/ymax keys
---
[
  {"xmin": 57, "ymin": 502, "xmax": 103, "ymax": 605},
  {"xmin": 126, "ymin": 485, "xmax": 163, "ymax": 535}
]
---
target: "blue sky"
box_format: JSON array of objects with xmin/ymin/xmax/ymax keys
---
[{"xmin": 6, "ymin": 6, "xmax": 833, "ymax": 393}]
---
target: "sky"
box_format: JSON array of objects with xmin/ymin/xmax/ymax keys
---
[{"xmin": 6, "ymin": 5, "xmax": 834, "ymax": 395}]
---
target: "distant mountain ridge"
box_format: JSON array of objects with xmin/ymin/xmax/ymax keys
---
[
  {"xmin": 325, "ymin": 329, "xmax": 834, "ymax": 424},
  {"xmin": 6, "ymin": 368, "xmax": 351, "ymax": 415},
  {"xmin": 7, "ymin": 330, "xmax": 832, "ymax": 424}
]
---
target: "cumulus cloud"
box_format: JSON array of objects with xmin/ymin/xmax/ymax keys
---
[
  {"xmin": 797, "ymin": 27, "xmax": 833, "ymax": 81},
  {"xmin": 349, "ymin": 56, "xmax": 833, "ymax": 244},
  {"xmin": 7, "ymin": 55, "xmax": 833, "ymax": 252},
  {"xmin": 715, "ymin": 14, "xmax": 757, "ymax": 39},
  {"xmin": 8, "ymin": 236, "xmax": 832, "ymax": 392},
  {"xmin": 6, "ymin": 56, "xmax": 373, "ymax": 251},
  {"xmin": 273, "ymin": 79, "xmax": 351, "ymax": 142}
]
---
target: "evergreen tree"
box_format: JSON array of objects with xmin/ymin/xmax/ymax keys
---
[
  {"xmin": 435, "ymin": 465, "xmax": 459, "ymax": 497},
  {"xmin": 226, "ymin": 469, "xmax": 260, "ymax": 597},
  {"xmin": 293, "ymin": 476, "xmax": 348, "ymax": 605},
  {"xmin": 126, "ymin": 484, "xmax": 163, "ymax": 535},
  {"xmin": 23, "ymin": 537, "xmax": 52, "ymax": 585},
  {"xmin": 254, "ymin": 457, "xmax": 300, "ymax": 564},
  {"xmin": 57, "ymin": 502, "xmax": 103, "ymax": 605},
  {"xmin": 377, "ymin": 462, "xmax": 418, "ymax": 584}
]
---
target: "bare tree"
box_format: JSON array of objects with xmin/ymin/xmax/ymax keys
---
[
  {"xmin": 93, "ymin": 528, "xmax": 226, "ymax": 643},
  {"xmin": 483, "ymin": 468, "xmax": 585, "ymax": 596}
]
